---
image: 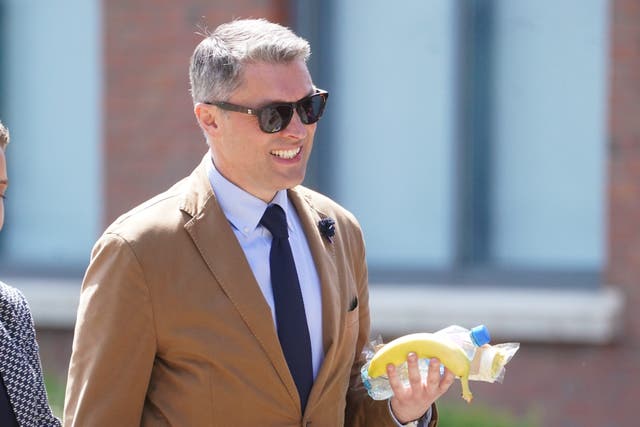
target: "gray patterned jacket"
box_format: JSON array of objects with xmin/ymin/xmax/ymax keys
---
[{"xmin": 0, "ymin": 281, "xmax": 61, "ymax": 427}]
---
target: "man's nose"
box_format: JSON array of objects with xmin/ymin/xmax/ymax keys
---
[{"xmin": 283, "ymin": 110, "xmax": 308, "ymax": 140}]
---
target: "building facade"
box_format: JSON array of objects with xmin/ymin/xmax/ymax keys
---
[{"xmin": 0, "ymin": 0, "xmax": 638, "ymax": 425}]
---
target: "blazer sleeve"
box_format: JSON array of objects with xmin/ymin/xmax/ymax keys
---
[
  {"xmin": 343, "ymin": 226, "xmax": 439, "ymax": 427},
  {"xmin": 64, "ymin": 233, "xmax": 157, "ymax": 426}
]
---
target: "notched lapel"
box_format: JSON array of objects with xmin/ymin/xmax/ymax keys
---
[
  {"xmin": 288, "ymin": 189, "xmax": 342, "ymax": 410},
  {"xmin": 181, "ymin": 162, "xmax": 300, "ymax": 407}
]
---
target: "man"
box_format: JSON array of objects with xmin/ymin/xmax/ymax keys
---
[{"xmin": 64, "ymin": 19, "xmax": 453, "ymax": 426}]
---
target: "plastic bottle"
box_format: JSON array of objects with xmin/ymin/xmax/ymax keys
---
[
  {"xmin": 435, "ymin": 324, "xmax": 491, "ymax": 360},
  {"xmin": 361, "ymin": 324, "xmax": 491, "ymax": 400}
]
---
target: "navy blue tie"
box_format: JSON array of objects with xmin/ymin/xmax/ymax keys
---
[{"xmin": 260, "ymin": 204, "xmax": 313, "ymax": 411}]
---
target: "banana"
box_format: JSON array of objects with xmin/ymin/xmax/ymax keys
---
[{"xmin": 367, "ymin": 332, "xmax": 473, "ymax": 402}]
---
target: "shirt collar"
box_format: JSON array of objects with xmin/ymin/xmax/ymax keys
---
[{"xmin": 206, "ymin": 154, "xmax": 295, "ymax": 236}]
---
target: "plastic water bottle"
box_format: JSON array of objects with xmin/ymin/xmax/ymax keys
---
[
  {"xmin": 418, "ymin": 324, "xmax": 491, "ymax": 378},
  {"xmin": 435, "ymin": 324, "xmax": 491, "ymax": 360},
  {"xmin": 361, "ymin": 324, "xmax": 491, "ymax": 400}
]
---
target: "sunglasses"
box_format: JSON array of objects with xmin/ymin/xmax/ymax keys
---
[{"xmin": 207, "ymin": 88, "xmax": 329, "ymax": 134}]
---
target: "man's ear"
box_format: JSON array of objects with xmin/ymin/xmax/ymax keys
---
[{"xmin": 194, "ymin": 103, "xmax": 221, "ymax": 137}]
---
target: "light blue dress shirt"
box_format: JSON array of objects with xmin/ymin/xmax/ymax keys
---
[
  {"xmin": 206, "ymin": 157, "xmax": 324, "ymax": 379},
  {"xmin": 206, "ymin": 156, "xmax": 429, "ymax": 426}
]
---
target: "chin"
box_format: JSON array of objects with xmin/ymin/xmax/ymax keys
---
[
  {"xmin": 280, "ymin": 172, "xmax": 306, "ymax": 189},
  {"xmin": 288, "ymin": 176, "xmax": 306, "ymax": 189}
]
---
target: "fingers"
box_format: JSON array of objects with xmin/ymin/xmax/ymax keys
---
[
  {"xmin": 407, "ymin": 353, "xmax": 422, "ymax": 390},
  {"xmin": 388, "ymin": 353, "xmax": 430, "ymax": 423},
  {"xmin": 386, "ymin": 361, "xmax": 404, "ymax": 396},
  {"xmin": 423, "ymin": 358, "xmax": 440, "ymax": 395},
  {"xmin": 388, "ymin": 354, "xmax": 447, "ymax": 424},
  {"xmin": 439, "ymin": 367, "xmax": 456, "ymax": 392},
  {"xmin": 387, "ymin": 352, "xmax": 422, "ymax": 398},
  {"xmin": 386, "ymin": 354, "xmax": 456, "ymax": 399}
]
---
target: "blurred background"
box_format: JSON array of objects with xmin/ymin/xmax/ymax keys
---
[{"xmin": 0, "ymin": 0, "xmax": 638, "ymax": 425}]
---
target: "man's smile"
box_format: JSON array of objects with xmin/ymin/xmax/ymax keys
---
[{"xmin": 270, "ymin": 146, "xmax": 302, "ymax": 159}]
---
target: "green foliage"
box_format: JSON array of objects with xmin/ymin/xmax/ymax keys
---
[
  {"xmin": 437, "ymin": 401, "xmax": 540, "ymax": 427},
  {"xmin": 44, "ymin": 373, "xmax": 65, "ymax": 419}
]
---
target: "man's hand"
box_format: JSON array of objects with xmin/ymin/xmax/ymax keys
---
[{"xmin": 388, "ymin": 353, "xmax": 455, "ymax": 424}]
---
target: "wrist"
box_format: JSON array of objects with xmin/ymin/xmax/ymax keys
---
[{"xmin": 389, "ymin": 400, "xmax": 421, "ymax": 425}]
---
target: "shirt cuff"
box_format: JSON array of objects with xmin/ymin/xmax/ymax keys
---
[{"xmin": 387, "ymin": 400, "xmax": 432, "ymax": 426}]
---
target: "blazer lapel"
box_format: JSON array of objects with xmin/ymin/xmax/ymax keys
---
[
  {"xmin": 288, "ymin": 188, "xmax": 341, "ymax": 411},
  {"xmin": 180, "ymin": 158, "xmax": 300, "ymax": 407}
]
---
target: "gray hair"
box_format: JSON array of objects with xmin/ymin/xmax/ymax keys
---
[
  {"xmin": 189, "ymin": 19, "xmax": 311, "ymax": 104},
  {"xmin": 0, "ymin": 121, "xmax": 9, "ymax": 151}
]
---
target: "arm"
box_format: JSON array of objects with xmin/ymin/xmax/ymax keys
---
[
  {"xmin": 63, "ymin": 234, "xmax": 157, "ymax": 426},
  {"xmin": 343, "ymin": 224, "xmax": 402, "ymax": 426},
  {"xmin": 343, "ymin": 225, "xmax": 452, "ymax": 427},
  {"xmin": 12, "ymin": 289, "xmax": 61, "ymax": 426},
  {"xmin": 343, "ymin": 244, "xmax": 398, "ymax": 426}
]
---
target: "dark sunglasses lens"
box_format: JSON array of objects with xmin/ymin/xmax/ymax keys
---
[
  {"xmin": 260, "ymin": 105, "xmax": 294, "ymax": 133},
  {"xmin": 297, "ymin": 94, "xmax": 327, "ymax": 124}
]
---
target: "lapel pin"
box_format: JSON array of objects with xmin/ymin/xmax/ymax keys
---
[{"xmin": 318, "ymin": 217, "xmax": 336, "ymax": 243}]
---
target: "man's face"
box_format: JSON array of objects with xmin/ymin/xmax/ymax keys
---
[
  {"xmin": 207, "ymin": 59, "xmax": 318, "ymax": 202},
  {"xmin": 0, "ymin": 150, "xmax": 7, "ymax": 231}
]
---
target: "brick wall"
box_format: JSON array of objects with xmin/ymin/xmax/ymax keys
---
[
  {"xmin": 104, "ymin": 0, "xmax": 289, "ymax": 224},
  {"xmin": 608, "ymin": 0, "xmax": 640, "ymax": 312}
]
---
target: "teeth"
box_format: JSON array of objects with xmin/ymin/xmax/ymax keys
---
[{"xmin": 271, "ymin": 147, "xmax": 301, "ymax": 159}]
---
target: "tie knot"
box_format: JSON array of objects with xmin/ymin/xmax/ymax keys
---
[{"xmin": 260, "ymin": 204, "xmax": 289, "ymax": 239}]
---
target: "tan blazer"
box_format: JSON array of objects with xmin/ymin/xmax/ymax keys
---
[{"xmin": 64, "ymin": 156, "xmax": 437, "ymax": 426}]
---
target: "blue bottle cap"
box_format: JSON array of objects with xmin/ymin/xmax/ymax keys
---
[{"xmin": 470, "ymin": 325, "xmax": 491, "ymax": 346}]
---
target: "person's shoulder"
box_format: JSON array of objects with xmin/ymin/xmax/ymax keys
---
[
  {"xmin": 0, "ymin": 280, "xmax": 26, "ymax": 303},
  {"xmin": 102, "ymin": 172, "xmax": 202, "ymax": 241},
  {"xmin": 291, "ymin": 185, "xmax": 364, "ymax": 238},
  {"xmin": 92, "ymin": 158, "xmax": 215, "ymax": 255},
  {"xmin": 109, "ymin": 194, "xmax": 174, "ymax": 233},
  {"xmin": 292, "ymin": 186, "xmax": 367, "ymax": 258},
  {"xmin": 292, "ymin": 185, "xmax": 359, "ymax": 223},
  {"xmin": 0, "ymin": 281, "xmax": 29, "ymax": 319}
]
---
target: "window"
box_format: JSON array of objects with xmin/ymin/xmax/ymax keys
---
[
  {"xmin": 297, "ymin": 0, "xmax": 607, "ymax": 287},
  {"xmin": 0, "ymin": 0, "xmax": 102, "ymax": 273}
]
